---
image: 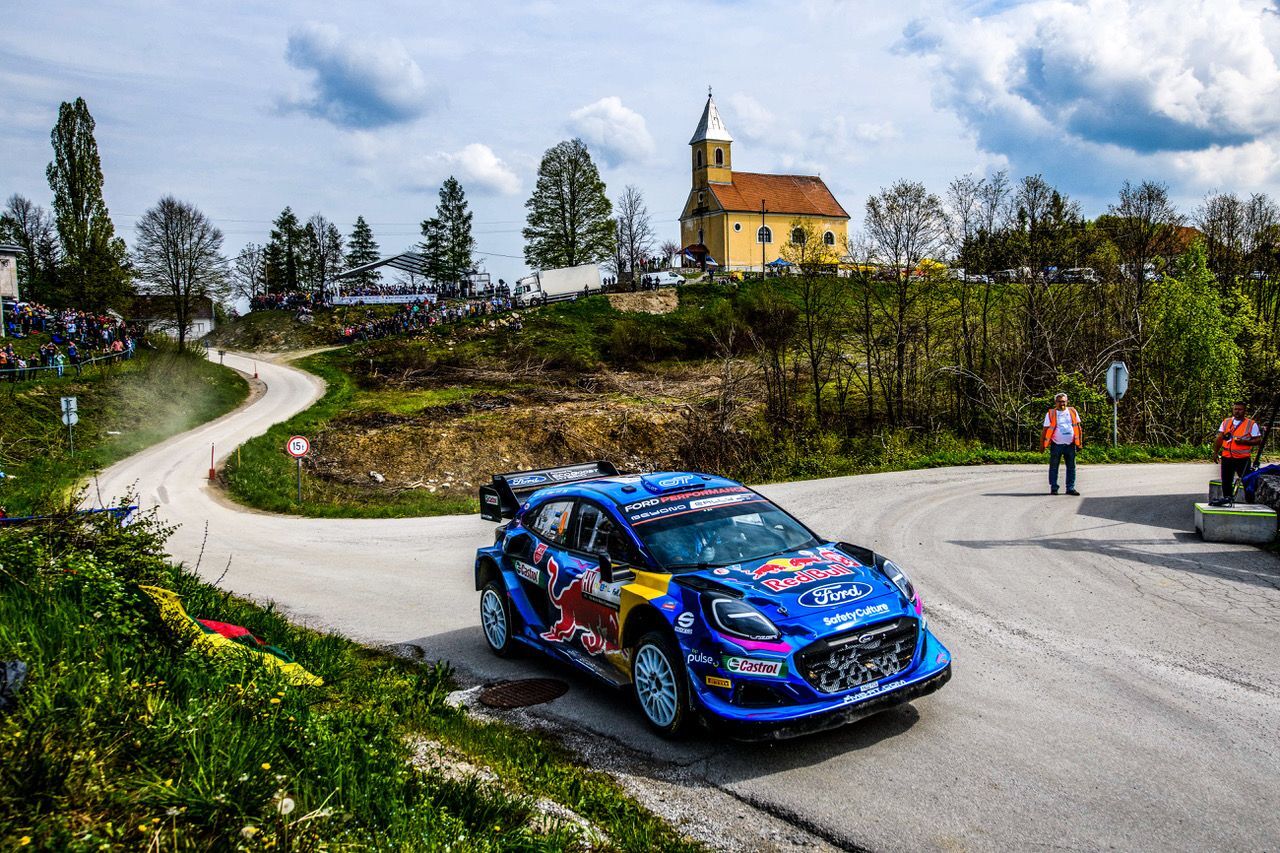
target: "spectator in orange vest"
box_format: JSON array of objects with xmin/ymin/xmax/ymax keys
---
[
  {"xmin": 1212, "ymin": 402, "xmax": 1263, "ymax": 505},
  {"xmin": 1042, "ymin": 392, "xmax": 1082, "ymax": 496}
]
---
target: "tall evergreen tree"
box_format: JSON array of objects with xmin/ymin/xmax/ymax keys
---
[
  {"xmin": 523, "ymin": 139, "xmax": 615, "ymax": 269},
  {"xmin": 344, "ymin": 215, "xmax": 382, "ymax": 290},
  {"xmin": 420, "ymin": 177, "xmax": 474, "ymax": 286},
  {"xmin": 264, "ymin": 207, "xmax": 302, "ymax": 293},
  {"xmin": 0, "ymin": 194, "xmax": 60, "ymax": 302},
  {"xmin": 45, "ymin": 97, "xmax": 130, "ymax": 308}
]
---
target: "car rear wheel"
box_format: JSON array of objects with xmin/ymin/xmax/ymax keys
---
[
  {"xmin": 480, "ymin": 579, "xmax": 517, "ymax": 657},
  {"xmin": 632, "ymin": 630, "xmax": 690, "ymax": 737}
]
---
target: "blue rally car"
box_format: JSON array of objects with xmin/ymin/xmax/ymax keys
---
[{"xmin": 474, "ymin": 462, "xmax": 951, "ymax": 739}]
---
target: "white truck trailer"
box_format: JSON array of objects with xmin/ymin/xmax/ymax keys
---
[{"xmin": 512, "ymin": 263, "xmax": 604, "ymax": 307}]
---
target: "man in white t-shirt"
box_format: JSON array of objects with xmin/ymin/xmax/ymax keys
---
[{"xmin": 1041, "ymin": 392, "xmax": 1082, "ymax": 496}]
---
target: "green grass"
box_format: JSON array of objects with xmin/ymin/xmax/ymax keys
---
[
  {"xmin": 0, "ymin": 347, "xmax": 249, "ymax": 517},
  {"xmin": 222, "ymin": 353, "xmax": 480, "ymax": 518},
  {"xmin": 0, "ymin": 510, "xmax": 702, "ymax": 850}
]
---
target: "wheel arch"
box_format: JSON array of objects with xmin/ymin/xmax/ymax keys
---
[
  {"xmin": 621, "ymin": 603, "xmax": 670, "ymax": 653},
  {"xmin": 475, "ymin": 555, "xmax": 501, "ymax": 591}
]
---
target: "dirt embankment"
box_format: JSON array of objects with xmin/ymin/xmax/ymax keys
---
[
  {"xmin": 310, "ymin": 366, "xmax": 749, "ymax": 499},
  {"xmin": 606, "ymin": 290, "xmax": 678, "ymax": 314}
]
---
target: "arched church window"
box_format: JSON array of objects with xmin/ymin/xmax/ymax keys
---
[
  {"xmin": 757, "ymin": 226, "xmax": 772, "ymax": 244},
  {"xmin": 791, "ymin": 228, "xmax": 806, "ymax": 245},
  {"xmin": 715, "ymin": 147, "xmax": 724, "ymax": 166},
  {"xmin": 696, "ymin": 150, "xmax": 704, "ymax": 168},
  {"xmin": 823, "ymin": 231, "xmax": 836, "ymax": 246}
]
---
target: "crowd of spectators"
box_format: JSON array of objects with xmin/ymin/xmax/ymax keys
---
[
  {"xmin": 336, "ymin": 282, "xmax": 438, "ymax": 298},
  {"xmin": 0, "ymin": 301, "xmax": 137, "ymax": 381},
  {"xmin": 339, "ymin": 296, "xmax": 514, "ymax": 343},
  {"xmin": 249, "ymin": 292, "xmax": 323, "ymax": 313}
]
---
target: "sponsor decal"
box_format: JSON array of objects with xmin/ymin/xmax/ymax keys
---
[
  {"xmin": 508, "ymin": 474, "xmax": 548, "ymax": 487},
  {"xmin": 796, "ymin": 581, "xmax": 874, "ymax": 608},
  {"xmin": 533, "ymin": 542, "xmax": 548, "ymax": 564},
  {"xmin": 722, "ymin": 656, "xmax": 786, "ymax": 678},
  {"xmin": 622, "ymin": 498, "xmax": 660, "ymax": 512},
  {"xmin": 842, "ymin": 678, "xmax": 905, "ymax": 704},
  {"xmin": 706, "ymin": 675, "xmax": 732, "ymax": 689},
  {"xmin": 675, "ymin": 612, "xmax": 696, "ymax": 634},
  {"xmin": 623, "ymin": 487, "xmax": 755, "ymax": 521},
  {"xmin": 713, "ymin": 568, "xmax": 730, "ymax": 576},
  {"xmin": 817, "ymin": 547, "xmax": 859, "ymax": 568},
  {"xmin": 859, "ymin": 679, "xmax": 881, "ymax": 693},
  {"xmin": 514, "ymin": 561, "xmax": 539, "ymax": 583},
  {"xmin": 548, "ymin": 467, "xmax": 595, "ymax": 482},
  {"xmin": 760, "ymin": 565, "xmax": 855, "ymax": 593},
  {"xmin": 538, "ymin": 556, "xmax": 619, "ymax": 656},
  {"xmin": 483, "ymin": 494, "xmax": 499, "ymax": 505},
  {"xmin": 821, "ymin": 602, "xmax": 891, "ymax": 627},
  {"xmin": 749, "ymin": 554, "xmax": 824, "ymax": 580},
  {"xmin": 936, "ymin": 651, "xmax": 949, "ymax": 664},
  {"xmin": 661, "ymin": 601, "xmax": 676, "ymax": 610},
  {"xmin": 686, "ymin": 651, "xmax": 717, "ymax": 666},
  {"xmin": 689, "ymin": 494, "xmax": 751, "ymax": 510},
  {"xmin": 657, "ymin": 474, "xmax": 699, "ymax": 489}
]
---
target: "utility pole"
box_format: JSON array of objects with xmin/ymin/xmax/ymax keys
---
[{"xmin": 760, "ymin": 199, "xmax": 767, "ymax": 280}]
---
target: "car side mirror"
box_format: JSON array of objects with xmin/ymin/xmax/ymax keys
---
[{"xmin": 596, "ymin": 551, "xmax": 614, "ymax": 583}]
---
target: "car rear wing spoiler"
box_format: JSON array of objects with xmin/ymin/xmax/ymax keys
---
[{"xmin": 479, "ymin": 460, "xmax": 620, "ymax": 521}]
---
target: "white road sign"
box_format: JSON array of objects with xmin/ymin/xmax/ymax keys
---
[
  {"xmin": 286, "ymin": 435, "xmax": 311, "ymax": 458},
  {"xmin": 1106, "ymin": 361, "xmax": 1129, "ymax": 401},
  {"xmin": 61, "ymin": 396, "xmax": 78, "ymax": 414},
  {"xmin": 61, "ymin": 411, "xmax": 79, "ymax": 426}
]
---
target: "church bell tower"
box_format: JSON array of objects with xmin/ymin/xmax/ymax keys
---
[{"xmin": 690, "ymin": 88, "xmax": 732, "ymax": 189}]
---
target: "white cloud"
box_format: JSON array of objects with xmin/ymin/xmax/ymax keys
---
[
  {"xmin": 901, "ymin": 0, "xmax": 1280, "ymax": 188},
  {"xmin": 566, "ymin": 96, "xmax": 655, "ymax": 167},
  {"xmin": 344, "ymin": 134, "xmax": 520, "ymax": 196},
  {"xmin": 726, "ymin": 93, "xmax": 776, "ymax": 142},
  {"xmin": 283, "ymin": 22, "xmax": 439, "ymax": 128},
  {"xmin": 436, "ymin": 143, "xmax": 522, "ymax": 196}
]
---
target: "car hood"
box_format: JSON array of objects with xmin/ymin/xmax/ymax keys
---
[{"xmin": 677, "ymin": 544, "xmax": 902, "ymax": 625}]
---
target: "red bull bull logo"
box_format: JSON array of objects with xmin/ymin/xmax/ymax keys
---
[
  {"xmin": 748, "ymin": 554, "xmax": 824, "ymax": 580},
  {"xmin": 540, "ymin": 556, "xmax": 619, "ymax": 656}
]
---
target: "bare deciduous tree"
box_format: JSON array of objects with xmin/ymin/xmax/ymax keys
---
[
  {"xmin": 132, "ymin": 196, "xmax": 227, "ymax": 352},
  {"xmin": 615, "ymin": 185, "xmax": 655, "ymax": 285},
  {"xmin": 230, "ymin": 242, "xmax": 266, "ymax": 301}
]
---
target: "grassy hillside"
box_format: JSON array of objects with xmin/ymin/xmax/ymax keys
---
[
  {"xmin": 0, "ymin": 509, "xmax": 700, "ymax": 850},
  {"xmin": 0, "ymin": 348, "xmax": 248, "ymax": 517}
]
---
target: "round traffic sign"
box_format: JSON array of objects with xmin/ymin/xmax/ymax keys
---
[{"xmin": 286, "ymin": 435, "xmax": 310, "ymax": 458}]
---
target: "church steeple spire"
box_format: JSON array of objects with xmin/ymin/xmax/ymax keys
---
[{"xmin": 689, "ymin": 89, "xmax": 733, "ymax": 145}]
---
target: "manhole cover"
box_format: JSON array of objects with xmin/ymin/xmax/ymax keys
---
[{"xmin": 479, "ymin": 678, "xmax": 569, "ymax": 709}]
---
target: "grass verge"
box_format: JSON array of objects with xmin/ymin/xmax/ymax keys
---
[
  {"xmin": 222, "ymin": 352, "xmax": 479, "ymax": 518},
  {"xmin": 0, "ymin": 348, "xmax": 248, "ymax": 517},
  {"xmin": 0, "ymin": 510, "xmax": 701, "ymax": 850}
]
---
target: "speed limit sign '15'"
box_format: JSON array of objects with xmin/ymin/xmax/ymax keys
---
[{"xmin": 286, "ymin": 435, "xmax": 310, "ymax": 458}]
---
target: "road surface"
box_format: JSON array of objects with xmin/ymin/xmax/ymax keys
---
[{"xmin": 94, "ymin": 351, "xmax": 1280, "ymax": 852}]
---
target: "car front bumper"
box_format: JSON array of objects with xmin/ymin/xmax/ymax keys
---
[{"xmin": 693, "ymin": 628, "xmax": 953, "ymax": 741}]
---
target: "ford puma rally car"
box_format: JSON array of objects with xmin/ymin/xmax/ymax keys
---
[{"xmin": 474, "ymin": 462, "xmax": 951, "ymax": 739}]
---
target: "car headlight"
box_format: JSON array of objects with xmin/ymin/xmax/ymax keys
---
[
  {"xmin": 881, "ymin": 558, "xmax": 923, "ymax": 615},
  {"xmin": 703, "ymin": 595, "xmax": 781, "ymax": 642}
]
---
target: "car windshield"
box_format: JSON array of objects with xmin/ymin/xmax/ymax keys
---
[{"xmin": 632, "ymin": 500, "xmax": 819, "ymax": 571}]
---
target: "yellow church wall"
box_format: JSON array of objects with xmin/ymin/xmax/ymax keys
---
[{"xmin": 681, "ymin": 214, "xmax": 848, "ymax": 269}]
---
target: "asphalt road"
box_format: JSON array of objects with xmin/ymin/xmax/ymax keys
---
[{"xmin": 94, "ymin": 351, "xmax": 1280, "ymax": 852}]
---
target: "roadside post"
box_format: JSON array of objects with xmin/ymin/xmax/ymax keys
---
[
  {"xmin": 60, "ymin": 396, "xmax": 78, "ymax": 454},
  {"xmin": 286, "ymin": 435, "xmax": 310, "ymax": 503},
  {"xmin": 1105, "ymin": 360, "xmax": 1129, "ymax": 446},
  {"xmin": 218, "ymin": 349, "xmax": 226, "ymax": 366}
]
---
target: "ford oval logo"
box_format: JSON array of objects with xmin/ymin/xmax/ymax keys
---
[
  {"xmin": 507, "ymin": 475, "xmax": 548, "ymax": 487},
  {"xmin": 796, "ymin": 581, "xmax": 874, "ymax": 609}
]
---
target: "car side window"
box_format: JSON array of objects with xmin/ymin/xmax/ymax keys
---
[
  {"xmin": 528, "ymin": 499, "xmax": 575, "ymax": 546},
  {"xmin": 574, "ymin": 501, "xmax": 644, "ymax": 567}
]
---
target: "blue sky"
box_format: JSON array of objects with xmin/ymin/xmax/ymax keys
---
[{"xmin": 4, "ymin": 0, "xmax": 1280, "ymax": 285}]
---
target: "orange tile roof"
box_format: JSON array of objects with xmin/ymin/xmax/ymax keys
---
[{"xmin": 709, "ymin": 172, "xmax": 849, "ymax": 219}]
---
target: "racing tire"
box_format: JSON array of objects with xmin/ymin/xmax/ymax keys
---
[
  {"xmin": 480, "ymin": 579, "xmax": 518, "ymax": 658},
  {"xmin": 631, "ymin": 630, "xmax": 691, "ymax": 738}
]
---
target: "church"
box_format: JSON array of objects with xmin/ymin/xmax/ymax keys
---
[{"xmin": 679, "ymin": 92, "xmax": 850, "ymax": 272}]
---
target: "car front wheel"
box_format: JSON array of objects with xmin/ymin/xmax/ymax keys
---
[
  {"xmin": 480, "ymin": 579, "xmax": 518, "ymax": 657},
  {"xmin": 632, "ymin": 631, "xmax": 690, "ymax": 737}
]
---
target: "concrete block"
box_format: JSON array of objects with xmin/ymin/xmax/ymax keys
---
[
  {"xmin": 1208, "ymin": 479, "xmax": 1224, "ymax": 501},
  {"xmin": 1195, "ymin": 502, "xmax": 1278, "ymax": 545}
]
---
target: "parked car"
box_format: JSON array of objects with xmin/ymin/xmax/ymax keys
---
[{"xmin": 474, "ymin": 462, "xmax": 952, "ymax": 739}]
